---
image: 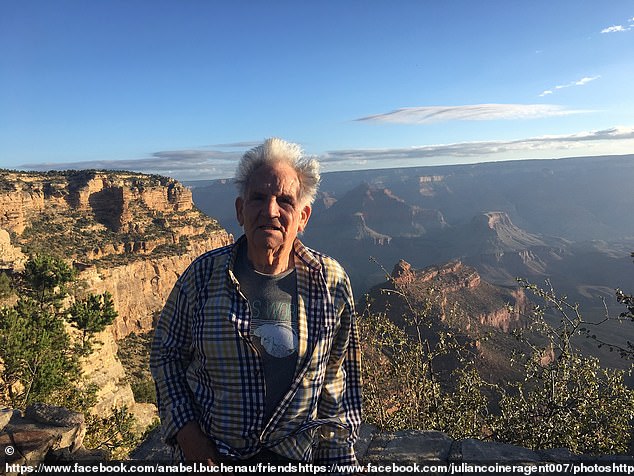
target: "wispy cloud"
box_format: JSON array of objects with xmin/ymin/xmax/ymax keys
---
[
  {"xmin": 210, "ymin": 141, "xmax": 263, "ymax": 149},
  {"xmin": 539, "ymin": 75, "xmax": 601, "ymax": 97},
  {"xmin": 356, "ymin": 104, "xmax": 587, "ymax": 124},
  {"xmin": 601, "ymin": 17, "xmax": 634, "ymax": 33},
  {"xmin": 602, "ymin": 25, "xmax": 627, "ymax": 33},
  {"xmin": 17, "ymin": 127, "xmax": 634, "ymax": 181},
  {"xmin": 320, "ymin": 126, "xmax": 634, "ymax": 165},
  {"xmin": 20, "ymin": 149, "xmax": 243, "ymax": 182}
]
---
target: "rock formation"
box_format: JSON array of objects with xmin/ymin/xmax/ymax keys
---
[
  {"xmin": 350, "ymin": 213, "xmax": 392, "ymax": 245},
  {"xmin": 0, "ymin": 229, "xmax": 25, "ymax": 269},
  {"xmin": 369, "ymin": 259, "xmax": 530, "ymax": 385},
  {"xmin": 0, "ymin": 171, "xmax": 196, "ymax": 236},
  {"xmin": 386, "ymin": 259, "xmax": 526, "ymax": 333},
  {"xmin": 418, "ymin": 174, "xmax": 447, "ymax": 197},
  {"xmin": 0, "ymin": 169, "xmax": 232, "ymax": 335},
  {"xmin": 1, "ymin": 404, "xmax": 96, "ymax": 472},
  {"xmin": 80, "ymin": 234, "xmax": 229, "ymax": 339},
  {"xmin": 0, "ymin": 169, "xmax": 233, "ymax": 433},
  {"xmin": 306, "ymin": 182, "xmax": 447, "ymax": 244}
]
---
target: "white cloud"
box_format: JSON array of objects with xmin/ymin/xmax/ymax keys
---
[
  {"xmin": 17, "ymin": 127, "xmax": 634, "ymax": 181},
  {"xmin": 356, "ymin": 104, "xmax": 587, "ymax": 124},
  {"xmin": 20, "ymin": 149, "xmax": 242, "ymax": 182},
  {"xmin": 320, "ymin": 126, "xmax": 634, "ymax": 165},
  {"xmin": 601, "ymin": 16, "xmax": 634, "ymax": 33},
  {"xmin": 539, "ymin": 75, "xmax": 600, "ymax": 97},
  {"xmin": 575, "ymin": 76, "xmax": 599, "ymax": 86},
  {"xmin": 601, "ymin": 25, "xmax": 627, "ymax": 33}
]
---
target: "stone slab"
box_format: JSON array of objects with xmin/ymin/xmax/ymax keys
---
[
  {"xmin": 0, "ymin": 429, "xmax": 57, "ymax": 465},
  {"xmin": 25, "ymin": 403, "xmax": 84, "ymax": 427},
  {"xmin": 354, "ymin": 423, "xmax": 378, "ymax": 462},
  {"xmin": 365, "ymin": 430, "xmax": 453, "ymax": 464},
  {"xmin": 5, "ymin": 414, "xmax": 85, "ymax": 454},
  {"xmin": 458, "ymin": 438, "xmax": 542, "ymax": 463}
]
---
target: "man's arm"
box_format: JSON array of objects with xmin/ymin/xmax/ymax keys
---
[
  {"xmin": 151, "ymin": 268, "xmax": 229, "ymax": 467},
  {"xmin": 313, "ymin": 273, "xmax": 362, "ymax": 467},
  {"xmin": 150, "ymin": 277, "xmax": 220, "ymax": 464}
]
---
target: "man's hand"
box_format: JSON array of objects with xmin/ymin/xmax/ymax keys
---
[{"xmin": 176, "ymin": 421, "xmax": 223, "ymax": 466}]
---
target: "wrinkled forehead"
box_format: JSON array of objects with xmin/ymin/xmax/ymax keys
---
[{"xmin": 246, "ymin": 162, "xmax": 301, "ymax": 197}]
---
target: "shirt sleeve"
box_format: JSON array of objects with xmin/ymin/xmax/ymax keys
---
[
  {"xmin": 313, "ymin": 272, "xmax": 362, "ymax": 471},
  {"xmin": 149, "ymin": 274, "xmax": 198, "ymax": 444}
]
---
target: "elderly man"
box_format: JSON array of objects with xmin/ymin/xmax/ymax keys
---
[{"xmin": 150, "ymin": 138, "xmax": 361, "ymax": 472}]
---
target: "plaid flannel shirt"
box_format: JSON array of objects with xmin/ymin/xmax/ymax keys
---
[{"xmin": 150, "ymin": 236, "xmax": 362, "ymax": 467}]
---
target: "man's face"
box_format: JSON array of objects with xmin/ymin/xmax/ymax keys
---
[{"xmin": 235, "ymin": 161, "xmax": 311, "ymax": 259}]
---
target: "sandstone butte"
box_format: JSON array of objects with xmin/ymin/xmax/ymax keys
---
[{"xmin": 0, "ymin": 169, "xmax": 233, "ymax": 428}]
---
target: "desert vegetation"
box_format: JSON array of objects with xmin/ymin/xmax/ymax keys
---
[
  {"xmin": 0, "ymin": 254, "xmax": 141, "ymax": 458},
  {"xmin": 360, "ymin": 261, "xmax": 634, "ymax": 454}
]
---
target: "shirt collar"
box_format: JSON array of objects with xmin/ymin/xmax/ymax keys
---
[{"xmin": 228, "ymin": 234, "xmax": 322, "ymax": 274}]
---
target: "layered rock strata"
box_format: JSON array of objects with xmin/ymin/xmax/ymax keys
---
[
  {"xmin": 389, "ymin": 259, "xmax": 526, "ymax": 332},
  {"xmin": 0, "ymin": 169, "xmax": 233, "ymax": 432}
]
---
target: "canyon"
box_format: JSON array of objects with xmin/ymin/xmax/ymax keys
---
[
  {"xmin": 2, "ymin": 155, "xmax": 634, "ymax": 459},
  {"xmin": 189, "ymin": 154, "xmax": 634, "ymax": 376}
]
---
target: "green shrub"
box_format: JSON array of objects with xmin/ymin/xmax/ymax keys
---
[
  {"xmin": 360, "ymin": 271, "xmax": 634, "ymax": 453},
  {"xmin": 131, "ymin": 379, "xmax": 157, "ymax": 405}
]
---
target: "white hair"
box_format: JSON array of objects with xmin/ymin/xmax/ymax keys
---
[{"xmin": 234, "ymin": 138, "xmax": 321, "ymax": 205}]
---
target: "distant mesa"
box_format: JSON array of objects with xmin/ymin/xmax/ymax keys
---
[
  {"xmin": 418, "ymin": 174, "xmax": 448, "ymax": 197},
  {"xmin": 368, "ymin": 258, "xmax": 529, "ymax": 385},
  {"xmin": 307, "ymin": 182, "xmax": 447, "ymax": 244},
  {"xmin": 375, "ymin": 258, "xmax": 527, "ymax": 333}
]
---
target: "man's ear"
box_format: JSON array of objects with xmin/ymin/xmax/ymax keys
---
[
  {"xmin": 235, "ymin": 197, "xmax": 244, "ymax": 226},
  {"xmin": 298, "ymin": 204, "xmax": 312, "ymax": 232}
]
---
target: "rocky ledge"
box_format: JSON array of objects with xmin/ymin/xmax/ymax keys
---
[
  {"xmin": 131, "ymin": 424, "xmax": 634, "ymax": 470},
  {"xmin": 0, "ymin": 404, "xmax": 103, "ymax": 472},
  {"xmin": 3, "ymin": 407, "xmax": 632, "ymax": 474}
]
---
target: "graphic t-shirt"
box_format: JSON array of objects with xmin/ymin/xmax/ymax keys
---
[{"xmin": 234, "ymin": 245, "xmax": 299, "ymax": 424}]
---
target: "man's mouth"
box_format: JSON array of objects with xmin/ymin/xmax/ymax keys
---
[{"xmin": 259, "ymin": 225, "xmax": 282, "ymax": 231}]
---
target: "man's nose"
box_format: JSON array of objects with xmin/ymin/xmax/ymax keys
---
[{"xmin": 264, "ymin": 196, "xmax": 280, "ymax": 217}]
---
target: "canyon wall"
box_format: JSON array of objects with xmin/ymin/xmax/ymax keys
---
[
  {"xmin": 81, "ymin": 234, "xmax": 230, "ymax": 339},
  {"xmin": 0, "ymin": 169, "xmax": 233, "ymax": 424},
  {"xmin": 0, "ymin": 170, "xmax": 232, "ymax": 336}
]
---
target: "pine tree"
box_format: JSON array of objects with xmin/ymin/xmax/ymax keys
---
[{"xmin": 0, "ymin": 255, "xmax": 83, "ymax": 407}]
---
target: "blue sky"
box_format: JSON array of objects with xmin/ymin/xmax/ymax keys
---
[{"xmin": 2, "ymin": 1, "xmax": 633, "ymax": 181}]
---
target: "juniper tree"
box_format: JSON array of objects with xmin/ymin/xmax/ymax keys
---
[
  {"xmin": 0, "ymin": 255, "xmax": 116, "ymax": 407},
  {"xmin": 0, "ymin": 256, "xmax": 78, "ymax": 407}
]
